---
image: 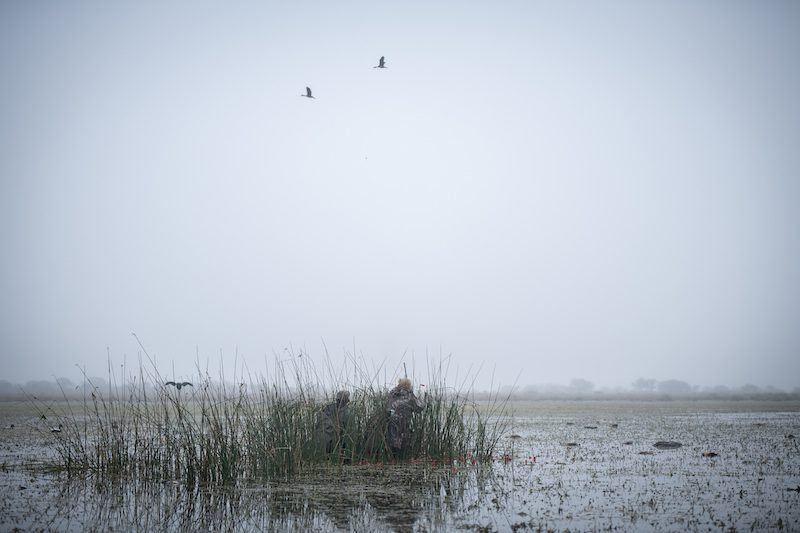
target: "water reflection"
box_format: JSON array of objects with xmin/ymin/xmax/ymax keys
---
[{"xmin": 40, "ymin": 464, "xmax": 497, "ymax": 532}]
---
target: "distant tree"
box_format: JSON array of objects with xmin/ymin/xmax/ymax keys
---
[
  {"xmin": 656, "ymin": 379, "xmax": 692, "ymax": 395},
  {"xmin": 632, "ymin": 378, "xmax": 657, "ymax": 392},
  {"xmin": 55, "ymin": 377, "xmax": 74, "ymax": 390},
  {"xmin": 569, "ymin": 378, "xmax": 594, "ymax": 393},
  {"xmin": 23, "ymin": 380, "xmax": 59, "ymax": 398},
  {"xmin": 739, "ymin": 384, "xmax": 760, "ymax": 394},
  {"xmin": 84, "ymin": 377, "xmax": 109, "ymax": 390},
  {"xmin": 0, "ymin": 380, "xmax": 18, "ymax": 399}
]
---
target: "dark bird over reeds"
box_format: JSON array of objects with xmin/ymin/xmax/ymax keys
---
[
  {"xmin": 301, "ymin": 86, "xmax": 315, "ymax": 98},
  {"xmin": 373, "ymin": 56, "xmax": 387, "ymax": 68},
  {"xmin": 165, "ymin": 381, "xmax": 193, "ymax": 390}
]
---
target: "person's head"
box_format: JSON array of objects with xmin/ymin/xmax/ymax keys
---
[
  {"xmin": 335, "ymin": 390, "xmax": 350, "ymax": 405},
  {"xmin": 397, "ymin": 378, "xmax": 412, "ymax": 391}
]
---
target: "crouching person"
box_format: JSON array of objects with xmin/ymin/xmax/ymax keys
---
[
  {"xmin": 386, "ymin": 378, "xmax": 425, "ymax": 459},
  {"xmin": 317, "ymin": 390, "xmax": 351, "ymax": 460}
]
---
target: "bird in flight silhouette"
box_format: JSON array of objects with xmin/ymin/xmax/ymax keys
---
[{"xmin": 165, "ymin": 381, "xmax": 193, "ymax": 390}]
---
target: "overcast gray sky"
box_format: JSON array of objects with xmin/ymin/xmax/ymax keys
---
[{"xmin": 1, "ymin": 1, "xmax": 799, "ymax": 391}]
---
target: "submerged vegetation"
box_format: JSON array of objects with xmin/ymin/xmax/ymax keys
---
[{"xmin": 29, "ymin": 348, "xmax": 509, "ymax": 484}]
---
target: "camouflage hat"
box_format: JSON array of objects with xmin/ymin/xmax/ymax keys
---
[{"xmin": 335, "ymin": 390, "xmax": 350, "ymax": 403}]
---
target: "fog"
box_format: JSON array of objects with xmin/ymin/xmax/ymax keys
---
[{"xmin": 1, "ymin": 1, "xmax": 799, "ymax": 392}]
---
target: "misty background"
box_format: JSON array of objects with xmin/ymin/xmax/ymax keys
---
[{"xmin": 1, "ymin": 1, "xmax": 799, "ymax": 392}]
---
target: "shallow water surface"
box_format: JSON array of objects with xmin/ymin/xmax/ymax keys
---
[{"xmin": 2, "ymin": 400, "xmax": 799, "ymax": 531}]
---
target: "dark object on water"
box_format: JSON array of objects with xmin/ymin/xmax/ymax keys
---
[
  {"xmin": 787, "ymin": 486, "xmax": 800, "ymax": 493},
  {"xmin": 639, "ymin": 451, "xmax": 654, "ymax": 455},
  {"xmin": 610, "ymin": 423, "xmax": 619, "ymax": 428},
  {"xmin": 50, "ymin": 424, "xmax": 63, "ymax": 433},
  {"xmin": 622, "ymin": 441, "xmax": 633, "ymax": 445},
  {"xmin": 317, "ymin": 390, "xmax": 351, "ymax": 457},
  {"xmin": 787, "ymin": 434, "xmax": 796, "ymax": 439},
  {"xmin": 565, "ymin": 442, "xmax": 579, "ymax": 447},
  {"xmin": 508, "ymin": 434, "xmax": 522, "ymax": 440},
  {"xmin": 584, "ymin": 426, "xmax": 598, "ymax": 429},
  {"xmin": 165, "ymin": 381, "xmax": 193, "ymax": 390},
  {"xmin": 653, "ymin": 441, "xmax": 682, "ymax": 449},
  {"xmin": 565, "ymin": 422, "xmax": 575, "ymax": 426},
  {"xmin": 702, "ymin": 452, "xmax": 719, "ymax": 458}
]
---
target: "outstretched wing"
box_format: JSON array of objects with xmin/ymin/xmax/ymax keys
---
[
  {"xmin": 165, "ymin": 381, "xmax": 176, "ymax": 386},
  {"xmin": 181, "ymin": 382, "xmax": 193, "ymax": 387},
  {"xmin": 305, "ymin": 86, "xmax": 313, "ymax": 97}
]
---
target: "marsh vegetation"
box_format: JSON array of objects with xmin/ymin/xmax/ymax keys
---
[{"xmin": 25, "ymin": 352, "xmax": 508, "ymax": 484}]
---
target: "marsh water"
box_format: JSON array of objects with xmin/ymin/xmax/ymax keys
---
[{"xmin": 2, "ymin": 400, "xmax": 799, "ymax": 531}]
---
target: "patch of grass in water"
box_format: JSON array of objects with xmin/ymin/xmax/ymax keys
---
[{"xmin": 28, "ymin": 349, "xmax": 510, "ymax": 484}]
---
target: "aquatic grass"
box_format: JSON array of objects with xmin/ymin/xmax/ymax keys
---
[{"xmin": 31, "ymin": 348, "xmax": 510, "ymax": 484}]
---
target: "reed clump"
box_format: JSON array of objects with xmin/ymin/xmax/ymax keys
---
[{"xmin": 32, "ymin": 354, "xmax": 509, "ymax": 484}]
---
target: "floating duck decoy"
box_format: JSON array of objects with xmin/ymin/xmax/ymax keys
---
[
  {"xmin": 373, "ymin": 56, "xmax": 387, "ymax": 69},
  {"xmin": 165, "ymin": 381, "xmax": 193, "ymax": 390},
  {"xmin": 301, "ymin": 86, "xmax": 315, "ymax": 99}
]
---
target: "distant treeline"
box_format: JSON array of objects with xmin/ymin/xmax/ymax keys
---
[
  {"xmin": 0, "ymin": 378, "xmax": 115, "ymax": 400},
  {"xmin": 474, "ymin": 378, "xmax": 800, "ymax": 402},
  {"xmin": 2, "ymin": 377, "xmax": 799, "ymax": 402},
  {"xmin": 475, "ymin": 390, "xmax": 800, "ymax": 402}
]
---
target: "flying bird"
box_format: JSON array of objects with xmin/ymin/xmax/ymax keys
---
[
  {"xmin": 373, "ymin": 56, "xmax": 387, "ymax": 68},
  {"xmin": 165, "ymin": 381, "xmax": 193, "ymax": 390},
  {"xmin": 301, "ymin": 86, "xmax": 315, "ymax": 98}
]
